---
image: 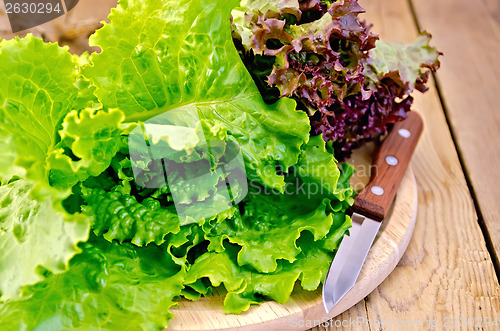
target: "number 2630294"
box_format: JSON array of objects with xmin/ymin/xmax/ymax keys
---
[{"xmin": 5, "ymin": 2, "xmax": 62, "ymax": 14}]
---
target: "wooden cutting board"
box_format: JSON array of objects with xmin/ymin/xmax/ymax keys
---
[{"xmin": 168, "ymin": 163, "xmax": 418, "ymax": 331}]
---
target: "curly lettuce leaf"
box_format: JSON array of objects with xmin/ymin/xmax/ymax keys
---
[
  {"xmin": 83, "ymin": 0, "xmax": 310, "ymax": 191},
  {"xmin": 0, "ymin": 180, "xmax": 88, "ymax": 300},
  {"xmin": 81, "ymin": 186, "xmax": 180, "ymax": 246},
  {"xmin": 233, "ymin": 0, "xmax": 376, "ymax": 108},
  {"xmin": 0, "ymin": 36, "xmax": 94, "ymax": 300},
  {"xmin": 127, "ymin": 118, "xmax": 244, "ymax": 211},
  {"xmin": 320, "ymin": 212, "xmax": 352, "ymax": 252},
  {"xmin": 0, "ymin": 36, "xmax": 79, "ymax": 184},
  {"xmin": 80, "ymin": 153, "xmax": 241, "ymax": 245},
  {"xmin": 204, "ymin": 196, "xmax": 335, "ymax": 273},
  {"xmin": 233, "ymin": 2, "xmax": 440, "ymax": 161},
  {"xmin": 312, "ymin": 33, "xmax": 440, "ymax": 159},
  {"xmin": 295, "ymin": 135, "xmax": 354, "ymax": 201},
  {"xmin": 184, "ymin": 140, "xmax": 355, "ymax": 312},
  {"xmin": 333, "ymin": 161, "xmax": 357, "ymax": 202},
  {"xmin": 364, "ymin": 32, "xmax": 441, "ymax": 94},
  {"xmin": 202, "ymin": 136, "xmax": 355, "ymax": 273},
  {"xmin": 133, "ymin": 119, "xmax": 230, "ymax": 166},
  {"xmin": 185, "ymin": 231, "xmax": 349, "ymax": 314},
  {"xmin": 0, "ymin": 35, "xmax": 127, "ymax": 189},
  {"xmin": 0, "ymin": 236, "xmax": 186, "ymax": 330},
  {"xmin": 231, "ymin": 0, "xmax": 301, "ymax": 53},
  {"xmin": 48, "ymin": 108, "xmax": 125, "ymax": 189}
]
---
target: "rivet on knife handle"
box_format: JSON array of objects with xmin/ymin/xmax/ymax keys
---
[{"xmin": 352, "ymin": 111, "xmax": 423, "ymax": 221}]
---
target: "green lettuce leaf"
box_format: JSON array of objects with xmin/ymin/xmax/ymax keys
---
[
  {"xmin": 204, "ymin": 194, "xmax": 334, "ymax": 273},
  {"xmin": 127, "ymin": 119, "xmax": 239, "ymax": 207},
  {"xmin": 0, "ymin": 36, "xmax": 79, "ymax": 184},
  {"xmin": 81, "ymin": 185, "xmax": 180, "ymax": 246},
  {"xmin": 0, "ymin": 36, "xmax": 92, "ymax": 300},
  {"xmin": 0, "ymin": 180, "xmax": 88, "ymax": 300},
  {"xmin": 320, "ymin": 212, "xmax": 352, "ymax": 251},
  {"xmin": 83, "ymin": 0, "xmax": 310, "ymax": 191},
  {"xmin": 333, "ymin": 161, "xmax": 357, "ymax": 203},
  {"xmin": 0, "ymin": 35, "xmax": 128, "ymax": 190},
  {"xmin": 0, "ymin": 235, "xmax": 186, "ymax": 330},
  {"xmin": 48, "ymin": 108, "xmax": 125, "ymax": 189},
  {"xmin": 364, "ymin": 32, "xmax": 441, "ymax": 94},
  {"xmin": 295, "ymin": 135, "xmax": 354, "ymax": 202},
  {"xmin": 184, "ymin": 138, "xmax": 355, "ymax": 312},
  {"xmin": 185, "ymin": 233, "xmax": 347, "ymax": 314},
  {"xmin": 0, "ymin": 135, "xmax": 24, "ymax": 185},
  {"xmin": 201, "ymin": 135, "xmax": 355, "ymax": 273},
  {"xmin": 79, "ymin": 153, "xmax": 240, "ymax": 246}
]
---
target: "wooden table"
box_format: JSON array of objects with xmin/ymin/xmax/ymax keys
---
[
  {"xmin": 312, "ymin": 0, "xmax": 500, "ymax": 329},
  {"xmin": 1, "ymin": 0, "xmax": 499, "ymax": 329}
]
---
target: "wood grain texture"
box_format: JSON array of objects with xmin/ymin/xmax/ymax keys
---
[
  {"xmin": 312, "ymin": 1, "xmax": 500, "ymax": 330},
  {"xmin": 167, "ymin": 168, "xmax": 418, "ymax": 331},
  {"xmin": 354, "ymin": 112, "xmax": 423, "ymax": 221},
  {"xmin": 410, "ymin": 0, "xmax": 500, "ymax": 267}
]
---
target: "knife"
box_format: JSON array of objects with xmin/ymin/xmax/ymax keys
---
[{"xmin": 322, "ymin": 111, "xmax": 423, "ymax": 313}]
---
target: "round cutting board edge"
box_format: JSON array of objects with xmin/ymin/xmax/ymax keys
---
[{"xmin": 168, "ymin": 166, "xmax": 418, "ymax": 331}]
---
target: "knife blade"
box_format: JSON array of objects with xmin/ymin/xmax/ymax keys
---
[{"xmin": 322, "ymin": 111, "xmax": 424, "ymax": 313}]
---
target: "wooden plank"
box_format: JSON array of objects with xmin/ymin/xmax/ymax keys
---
[
  {"xmin": 411, "ymin": 0, "xmax": 500, "ymax": 259},
  {"xmin": 315, "ymin": 0, "xmax": 500, "ymax": 329}
]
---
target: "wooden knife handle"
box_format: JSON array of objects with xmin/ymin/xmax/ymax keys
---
[{"xmin": 352, "ymin": 111, "xmax": 423, "ymax": 221}]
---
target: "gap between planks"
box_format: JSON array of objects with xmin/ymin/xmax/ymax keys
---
[
  {"xmin": 408, "ymin": 0, "xmax": 500, "ymax": 279},
  {"xmin": 407, "ymin": 0, "xmax": 500, "ymax": 284}
]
